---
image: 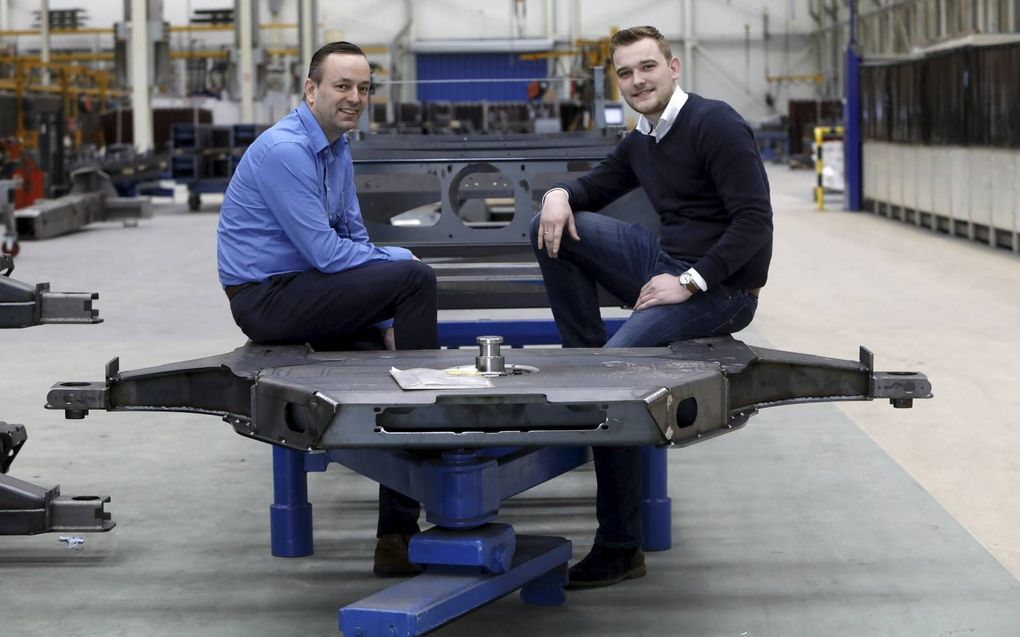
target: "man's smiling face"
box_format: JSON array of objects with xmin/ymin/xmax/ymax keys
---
[
  {"xmin": 305, "ymin": 53, "xmax": 370, "ymax": 142},
  {"xmin": 613, "ymin": 37, "xmax": 680, "ymax": 125}
]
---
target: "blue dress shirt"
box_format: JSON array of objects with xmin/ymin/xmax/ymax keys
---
[{"xmin": 217, "ymin": 101, "xmax": 411, "ymax": 286}]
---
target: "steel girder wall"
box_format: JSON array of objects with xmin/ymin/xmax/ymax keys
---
[{"xmin": 860, "ymin": 41, "xmax": 1020, "ymax": 253}]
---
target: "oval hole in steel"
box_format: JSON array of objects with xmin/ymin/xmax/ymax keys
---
[
  {"xmin": 675, "ymin": 397, "xmax": 698, "ymax": 429},
  {"xmin": 284, "ymin": 403, "xmax": 308, "ymax": 434}
]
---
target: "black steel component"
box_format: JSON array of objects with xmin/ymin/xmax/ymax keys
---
[
  {"xmin": 0, "ymin": 267, "xmax": 113, "ymax": 536},
  {"xmin": 0, "ymin": 472, "xmax": 114, "ymax": 535},
  {"xmin": 349, "ymin": 134, "xmax": 650, "ymax": 280},
  {"xmin": 356, "ymin": 159, "xmax": 655, "ymax": 253},
  {"xmin": 343, "ymin": 132, "xmax": 660, "ymax": 310},
  {"xmin": 0, "ymin": 424, "xmax": 114, "ymax": 535},
  {"xmin": 0, "ymin": 274, "xmax": 101, "ymax": 328},
  {"xmin": 0, "ymin": 422, "xmax": 27, "ymax": 473},
  {"xmin": 46, "ymin": 337, "xmax": 932, "ymax": 452},
  {"xmin": 669, "ymin": 337, "xmax": 932, "ymax": 411}
]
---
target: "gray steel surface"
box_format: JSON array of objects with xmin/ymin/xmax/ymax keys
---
[{"xmin": 46, "ymin": 337, "xmax": 931, "ymax": 451}]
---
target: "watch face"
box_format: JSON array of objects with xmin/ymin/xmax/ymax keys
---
[{"xmin": 679, "ymin": 273, "xmax": 692, "ymax": 285}]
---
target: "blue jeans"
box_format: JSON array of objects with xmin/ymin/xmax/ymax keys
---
[{"xmin": 531, "ymin": 212, "xmax": 758, "ymax": 548}]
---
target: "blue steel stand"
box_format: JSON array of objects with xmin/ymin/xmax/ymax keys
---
[
  {"xmin": 340, "ymin": 527, "xmax": 569, "ymax": 637},
  {"xmin": 641, "ymin": 445, "xmax": 672, "ymax": 551},
  {"xmin": 330, "ymin": 448, "xmax": 580, "ymax": 636},
  {"xmin": 270, "ymin": 445, "xmax": 313, "ymax": 557},
  {"xmin": 845, "ymin": 0, "xmax": 862, "ymax": 211},
  {"xmin": 264, "ymin": 317, "xmax": 677, "ymax": 633}
]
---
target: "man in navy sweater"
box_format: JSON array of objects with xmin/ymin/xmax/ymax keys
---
[{"xmin": 533, "ymin": 26, "xmax": 773, "ymax": 588}]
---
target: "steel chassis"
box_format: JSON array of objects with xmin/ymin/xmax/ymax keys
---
[{"xmin": 46, "ymin": 337, "xmax": 930, "ymax": 636}]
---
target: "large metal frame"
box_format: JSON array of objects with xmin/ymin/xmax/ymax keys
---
[
  {"xmin": 351, "ymin": 130, "xmax": 653, "ymax": 252},
  {"xmin": 46, "ymin": 336, "xmax": 929, "ymax": 450},
  {"xmin": 42, "ymin": 336, "xmax": 930, "ymax": 635},
  {"xmin": 349, "ymin": 131, "xmax": 651, "ymax": 310}
]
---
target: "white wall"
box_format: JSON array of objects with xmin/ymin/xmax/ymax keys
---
[{"xmin": 5, "ymin": 0, "xmax": 822, "ymax": 124}]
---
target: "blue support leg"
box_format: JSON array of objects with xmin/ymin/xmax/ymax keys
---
[
  {"xmin": 270, "ymin": 445, "xmax": 314, "ymax": 557},
  {"xmin": 845, "ymin": 0, "xmax": 863, "ymax": 211},
  {"xmin": 640, "ymin": 445, "xmax": 672, "ymax": 551}
]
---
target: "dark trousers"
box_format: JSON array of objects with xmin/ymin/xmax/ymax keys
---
[
  {"xmin": 229, "ymin": 259, "xmax": 438, "ymax": 537},
  {"xmin": 531, "ymin": 213, "xmax": 758, "ymax": 548}
]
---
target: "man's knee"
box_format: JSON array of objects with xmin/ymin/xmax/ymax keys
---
[{"xmin": 397, "ymin": 259, "xmax": 437, "ymax": 293}]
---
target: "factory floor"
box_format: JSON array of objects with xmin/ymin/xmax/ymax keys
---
[{"xmin": 2, "ymin": 166, "xmax": 1019, "ymax": 636}]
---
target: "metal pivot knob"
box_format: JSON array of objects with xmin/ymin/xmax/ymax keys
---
[{"xmin": 475, "ymin": 335, "xmax": 505, "ymax": 374}]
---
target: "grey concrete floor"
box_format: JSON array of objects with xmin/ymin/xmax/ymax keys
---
[{"xmin": 2, "ymin": 167, "xmax": 1019, "ymax": 636}]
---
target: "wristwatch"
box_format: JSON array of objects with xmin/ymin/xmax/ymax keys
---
[{"xmin": 678, "ymin": 271, "xmax": 701, "ymax": 294}]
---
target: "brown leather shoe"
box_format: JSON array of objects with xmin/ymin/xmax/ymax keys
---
[
  {"xmin": 373, "ymin": 534, "xmax": 424, "ymax": 578},
  {"xmin": 566, "ymin": 544, "xmax": 646, "ymax": 589}
]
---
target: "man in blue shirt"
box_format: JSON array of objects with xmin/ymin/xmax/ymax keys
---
[
  {"xmin": 533, "ymin": 26, "xmax": 772, "ymax": 589},
  {"xmin": 217, "ymin": 41, "xmax": 437, "ymax": 577}
]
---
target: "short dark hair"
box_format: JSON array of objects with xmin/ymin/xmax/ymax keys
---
[
  {"xmin": 609, "ymin": 26, "xmax": 673, "ymax": 64},
  {"xmin": 307, "ymin": 41, "xmax": 366, "ymax": 84}
]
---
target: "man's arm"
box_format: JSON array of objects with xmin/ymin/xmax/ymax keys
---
[
  {"xmin": 688, "ymin": 107, "xmax": 773, "ymax": 289},
  {"xmin": 536, "ymin": 140, "xmax": 639, "ymax": 258},
  {"xmin": 256, "ymin": 143, "xmax": 412, "ymax": 272},
  {"xmin": 535, "ymin": 188, "xmax": 579, "ymax": 258}
]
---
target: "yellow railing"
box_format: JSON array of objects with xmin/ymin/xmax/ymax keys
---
[{"xmin": 814, "ymin": 126, "xmax": 844, "ymax": 211}]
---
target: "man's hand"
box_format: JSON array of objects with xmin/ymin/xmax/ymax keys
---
[
  {"xmin": 537, "ymin": 190, "xmax": 579, "ymax": 258},
  {"xmin": 382, "ymin": 327, "xmax": 396, "ymax": 351},
  {"xmin": 634, "ymin": 274, "xmax": 692, "ymax": 310}
]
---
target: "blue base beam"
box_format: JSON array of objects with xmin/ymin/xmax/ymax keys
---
[
  {"xmin": 410, "ymin": 523, "xmax": 516, "ymax": 573},
  {"xmin": 438, "ymin": 317, "xmax": 625, "ymax": 348},
  {"xmin": 339, "ymin": 535, "xmax": 570, "ymax": 637}
]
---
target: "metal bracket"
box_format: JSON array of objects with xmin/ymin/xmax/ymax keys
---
[
  {"xmin": 0, "ymin": 275, "xmax": 101, "ymax": 328},
  {"xmin": 0, "ymin": 421, "xmax": 27, "ymax": 473},
  {"xmin": 0, "ymin": 471, "xmax": 115, "ymax": 535}
]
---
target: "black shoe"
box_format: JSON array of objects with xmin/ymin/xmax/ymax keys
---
[
  {"xmin": 373, "ymin": 534, "xmax": 424, "ymax": 578},
  {"xmin": 566, "ymin": 544, "xmax": 646, "ymax": 589}
]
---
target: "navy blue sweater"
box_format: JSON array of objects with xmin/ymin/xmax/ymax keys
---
[{"xmin": 560, "ymin": 93, "xmax": 773, "ymax": 290}]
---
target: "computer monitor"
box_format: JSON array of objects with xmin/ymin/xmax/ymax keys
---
[{"xmin": 604, "ymin": 102, "xmax": 625, "ymax": 126}]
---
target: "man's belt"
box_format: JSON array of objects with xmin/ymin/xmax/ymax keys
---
[{"xmin": 224, "ymin": 282, "xmax": 256, "ymax": 300}]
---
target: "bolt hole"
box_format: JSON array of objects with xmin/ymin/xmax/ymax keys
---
[{"xmin": 675, "ymin": 397, "xmax": 698, "ymax": 428}]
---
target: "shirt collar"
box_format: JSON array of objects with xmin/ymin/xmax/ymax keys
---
[
  {"xmin": 296, "ymin": 101, "xmax": 347, "ymax": 156},
  {"xmin": 635, "ymin": 85, "xmax": 689, "ymax": 142}
]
